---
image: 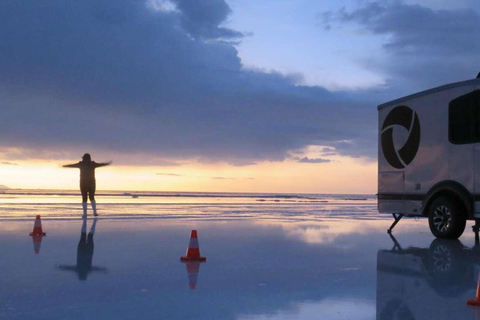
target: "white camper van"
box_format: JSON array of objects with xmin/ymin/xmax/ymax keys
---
[{"xmin": 378, "ymin": 77, "xmax": 480, "ymax": 239}]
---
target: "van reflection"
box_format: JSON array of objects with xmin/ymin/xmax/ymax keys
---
[
  {"xmin": 57, "ymin": 218, "xmax": 107, "ymax": 280},
  {"xmin": 377, "ymin": 236, "xmax": 480, "ymax": 319}
]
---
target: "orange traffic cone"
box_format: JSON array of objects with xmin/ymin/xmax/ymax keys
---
[
  {"xmin": 29, "ymin": 215, "xmax": 46, "ymax": 236},
  {"xmin": 184, "ymin": 261, "xmax": 201, "ymax": 290},
  {"xmin": 180, "ymin": 230, "xmax": 206, "ymax": 262},
  {"xmin": 468, "ymin": 271, "xmax": 480, "ymax": 306},
  {"xmin": 31, "ymin": 234, "xmax": 43, "ymax": 254}
]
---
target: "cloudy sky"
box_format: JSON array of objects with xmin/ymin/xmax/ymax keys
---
[{"xmin": 0, "ymin": 0, "xmax": 478, "ymax": 193}]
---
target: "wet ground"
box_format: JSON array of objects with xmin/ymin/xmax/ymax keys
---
[{"xmin": 1, "ymin": 196, "xmax": 480, "ymax": 319}]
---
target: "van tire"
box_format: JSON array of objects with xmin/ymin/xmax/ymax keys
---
[{"xmin": 428, "ymin": 197, "xmax": 466, "ymax": 239}]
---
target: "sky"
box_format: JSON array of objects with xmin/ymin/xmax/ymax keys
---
[{"xmin": 0, "ymin": 0, "xmax": 479, "ymax": 193}]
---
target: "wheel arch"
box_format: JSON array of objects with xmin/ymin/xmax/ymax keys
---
[{"xmin": 422, "ymin": 180, "xmax": 474, "ymax": 219}]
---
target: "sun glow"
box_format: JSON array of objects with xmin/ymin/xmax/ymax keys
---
[{"xmin": 0, "ymin": 154, "xmax": 376, "ymax": 194}]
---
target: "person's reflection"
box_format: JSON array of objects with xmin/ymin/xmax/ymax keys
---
[
  {"xmin": 58, "ymin": 217, "xmax": 106, "ymax": 280},
  {"xmin": 377, "ymin": 236, "xmax": 480, "ymax": 320}
]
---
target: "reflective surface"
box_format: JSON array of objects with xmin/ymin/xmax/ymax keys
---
[
  {"xmin": 57, "ymin": 218, "xmax": 107, "ymax": 280},
  {"xmin": 1, "ymin": 200, "xmax": 480, "ymax": 319},
  {"xmin": 378, "ymin": 236, "xmax": 480, "ymax": 320}
]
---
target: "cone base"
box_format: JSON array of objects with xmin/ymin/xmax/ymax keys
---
[
  {"xmin": 180, "ymin": 257, "xmax": 206, "ymax": 262},
  {"xmin": 467, "ymin": 299, "xmax": 480, "ymax": 306},
  {"xmin": 29, "ymin": 232, "xmax": 46, "ymax": 236}
]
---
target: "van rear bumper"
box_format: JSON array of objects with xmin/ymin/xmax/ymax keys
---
[
  {"xmin": 379, "ymin": 194, "xmax": 480, "ymax": 219},
  {"xmin": 378, "ymin": 193, "xmax": 424, "ymax": 216}
]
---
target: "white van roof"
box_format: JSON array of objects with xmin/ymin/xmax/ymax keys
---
[{"xmin": 377, "ymin": 78, "xmax": 480, "ymax": 110}]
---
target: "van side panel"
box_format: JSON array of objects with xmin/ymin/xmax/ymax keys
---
[
  {"xmin": 403, "ymin": 91, "xmax": 450, "ymax": 197},
  {"xmin": 378, "ymin": 172, "xmax": 405, "ymax": 213},
  {"xmin": 378, "ymin": 85, "xmax": 476, "ymax": 216}
]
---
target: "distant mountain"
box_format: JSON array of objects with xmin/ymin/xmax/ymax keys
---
[{"xmin": 0, "ymin": 185, "xmax": 10, "ymax": 190}]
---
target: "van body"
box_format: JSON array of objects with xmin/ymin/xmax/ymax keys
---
[{"xmin": 378, "ymin": 78, "xmax": 480, "ymax": 238}]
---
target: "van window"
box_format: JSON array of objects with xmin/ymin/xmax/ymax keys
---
[{"xmin": 449, "ymin": 90, "xmax": 480, "ymax": 144}]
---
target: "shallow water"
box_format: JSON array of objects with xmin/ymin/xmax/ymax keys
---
[
  {"xmin": 0, "ymin": 191, "xmax": 376, "ymax": 221},
  {"xmin": 1, "ymin": 194, "xmax": 479, "ymax": 319}
]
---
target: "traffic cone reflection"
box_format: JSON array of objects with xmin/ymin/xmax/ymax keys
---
[
  {"xmin": 467, "ymin": 270, "xmax": 480, "ymax": 306},
  {"xmin": 29, "ymin": 215, "xmax": 46, "ymax": 236},
  {"xmin": 29, "ymin": 215, "xmax": 46, "ymax": 255},
  {"xmin": 184, "ymin": 261, "xmax": 201, "ymax": 290},
  {"xmin": 180, "ymin": 230, "xmax": 206, "ymax": 262},
  {"xmin": 31, "ymin": 234, "xmax": 44, "ymax": 254}
]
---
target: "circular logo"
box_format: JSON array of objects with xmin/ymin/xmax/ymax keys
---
[{"xmin": 381, "ymin": 105, "xmax": 421, "ymax": 169}]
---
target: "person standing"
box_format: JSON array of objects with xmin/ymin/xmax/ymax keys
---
[{"xmin": 63, "ymin": 153, "xmax": 111, "ymax": 216}]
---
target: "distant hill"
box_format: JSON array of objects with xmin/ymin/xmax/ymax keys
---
[{"xmin": 0, "ymin": 185, "xmax": 10, "ymax": 190}]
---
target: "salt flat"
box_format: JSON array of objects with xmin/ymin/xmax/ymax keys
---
[{"xmin": 0, "ymin": 194, "xmax": 479, "ymax": 319}]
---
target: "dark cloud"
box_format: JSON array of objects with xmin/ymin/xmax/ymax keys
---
[
  {"xmin": 0, "ymin": 0, "xmax": 376, "ymax": 165},
  {"xmin": 152, "ymin": 160, "xmax": 183, "ymax": 167},
  {"xmin": 1, "ymin": 162, "xmax": 18, "ymax": 166},
  {"xmin": 172, "ymin": 0, "xmax": 244, "ymax": 40},
  {"xmin": 156, "ymin": 173, "xmax": 182, "ymax": 176},
  {"xmin": 325, "ymin": 1, "xmax": 480, "ymax": 92},
  {"xmin": 320, "ymin": 147, "xmax": 337, "ymax": 156},
  {"xmin": 320, "ymin": 11, "xmax": 333, "ymax": 31},
  {"xmin": 296, "ymin": 157, "xmax": 332, "ymax": 164}
]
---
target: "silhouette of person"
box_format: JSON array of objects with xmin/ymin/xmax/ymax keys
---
[
  {"xmin": 57, "ymin": 218, "xmax": 106, "ymax": 280},
  {"xmin": 63, "ymin": 153, "xmax": 111, "ymax": 216}
]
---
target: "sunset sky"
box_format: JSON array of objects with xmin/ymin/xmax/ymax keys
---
[{"xmin": 0, "ymin": 0, "xmax": 478, "ymax": 193}]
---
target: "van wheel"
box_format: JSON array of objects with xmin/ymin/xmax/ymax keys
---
[{"xmin": 428, "ymin": 197, "xmax": 466, "ymax": 239}]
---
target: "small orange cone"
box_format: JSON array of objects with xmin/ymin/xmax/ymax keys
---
[
  {"xmin": 180, "ymin": 230, "xmax": 206, "ymax": 262},
  {"xmin": 31, "ymin": 234, "xmax": 43, "ymax": 254},
  {"xmin": 29, "ymin": 215, "xmax": 46, "ymax": 236},
  {"xmin": 184, "ymin": 261, "xmax": 201, "ymax": 290},
  {"xmin": 467, "ymin": 271, "xmax": 480, "ymax": 306}
]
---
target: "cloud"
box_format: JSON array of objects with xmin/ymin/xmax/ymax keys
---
[
  {"xmin": 0, "ymin": 0, "xmax": 377, "ymax": 165},
  {"xmin": 1, "ymin": 162, "xmax": 18, "ymax": 166},
  {"xmin": 156, "ymin": 173, "xmax": 183, "ymax": 176},
  {"xmin": 152, "ymin": 160, "xmax": 183, "ymax": 167},
  {"xmin": 212, "ymin": 176, "xmax": 253, "ymax": 180},
  {"xmin": 172, "ymin": 0, "xmax": 244, "ymax": 40},
  {"xmin": 320, "ymin": 147, "xmax": 337, "ymax": 156},
  {"xmin": 325, "ymin": 1, "xmax": 480, "ymax": 92},
  {"xmin": 296, "ymin": 157, "xmax": 332, "ymax": 164}
]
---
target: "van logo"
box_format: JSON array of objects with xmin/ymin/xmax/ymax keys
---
[{"xmin": 381, "ymin": 105, "xmax": 421, "ymax": 169}]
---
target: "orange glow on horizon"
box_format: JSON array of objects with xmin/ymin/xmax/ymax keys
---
[{"xmin": 0, "ymin": 155, "xmax": 376, "ymax": 194}]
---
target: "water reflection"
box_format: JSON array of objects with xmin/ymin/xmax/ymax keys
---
[
  {"xmin": 31, "ymin": 234, "xmax": 44, "ymax": 254},
  {"xmin": 57, "ymin": 218, "xmax": 107, "ymax": 280},
  {"xmin": 183, "ymin": 261, "xmax": 202, "ymax": 290},
  {"xmin": 377, "ymin": 235, "xmax": 480, "ymax": 319},
  {"xmin": 29, "ymin": 215, "xmax": 46, "ymax": 254}
]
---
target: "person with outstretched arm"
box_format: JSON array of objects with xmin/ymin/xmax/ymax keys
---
[{"xmin": 63, "ymin": 153, "xmax": 111, "ymax": 216}]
